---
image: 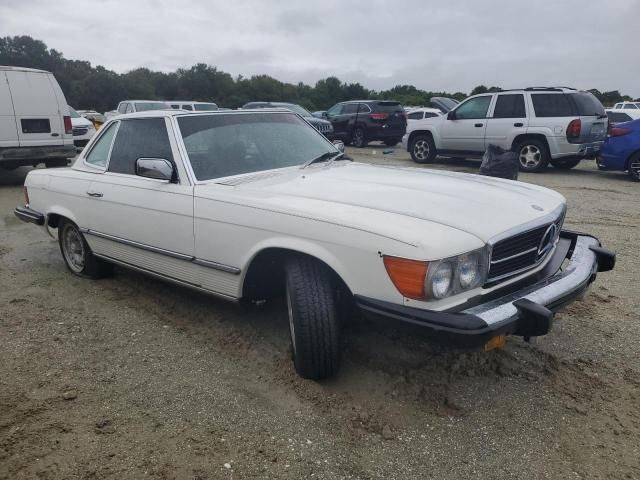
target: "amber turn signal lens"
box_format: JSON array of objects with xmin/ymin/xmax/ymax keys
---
[{"xmin": 383, "ymin": 256, "xmax": 428, "ymax": 299}]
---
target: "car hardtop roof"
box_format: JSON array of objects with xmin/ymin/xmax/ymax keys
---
[
  {"xmin": 0, "ymin": 65, "xmax": 50, "ymax": 74},
  {"xmin": 119, "ymin": 99, "xmax": 170, "ymax": 104},
  {"xmin": 169, "ymin": 100, "xmax": 218, "ymax": 105},
  {"xmin": 111, "ymin": 108, "xmax": 296, "ymax": 120},
  {"xmin": 341, "ymin": 99, "xmax": 400, "ymax": 104}
]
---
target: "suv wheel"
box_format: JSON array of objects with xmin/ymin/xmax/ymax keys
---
[
  {"xmin": 285, "ymin": 255, "xmax": 341, "ymax": 379},
  {"xmin": 628, "ymin": 152, "xmax": 640, "ymax": 182},
  {"xmin": 409, "ymin": 134, "xmax": 436, "ymax": 163},
  {"xmin": 550, "ymin": 157, "xmax": 581, "ymax": 170},
  {"xmin": 516, "ymin": 139, "xmax": 550, "ymax": 172},
  {"xmin": 58, "ymin": 220, "xmax": 113, "ymax": 278},
  {"xmin": 351, "ymin": 127, "xmax": 367, "ymax": 148}
]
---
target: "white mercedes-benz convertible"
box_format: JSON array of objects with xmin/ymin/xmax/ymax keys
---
[{"xmin": 15, "ymin": 109, "xmax": 615, "ymax": 379}]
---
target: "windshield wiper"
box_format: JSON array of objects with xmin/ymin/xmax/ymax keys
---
[{"xmin": 302, "ymin": 151, "xmax": 345, "ymax": 169}]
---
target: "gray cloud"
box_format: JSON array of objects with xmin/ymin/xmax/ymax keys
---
[{"xmin": 1, "ymin": 0, "xmax": 638, "ymax": 96}]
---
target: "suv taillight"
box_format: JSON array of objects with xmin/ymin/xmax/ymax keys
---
[
  {"xmin": 369, "ymin": 113, "xmax": 389, "ymax": 121},
  {"xmin": 608, "ymin": 126, "xmax": 631, "ymax": 137},
  {"xmin": 566, "ymin": 119, "xmax": 581, "ymax": 139},
  {"xmin": 63, "ymin": 115, "xmax": 72, "ymax": 135},
  {"xmin": 24, "ymin": 186, "xmax": 30, "ymax": 205}
]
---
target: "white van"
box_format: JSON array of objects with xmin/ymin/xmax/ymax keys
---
[
  {"xmin": 0, "ymin": 66, "xmax": 75, "ymax": 169},
  {"xmin": 168, "ymin": 101, "xmax": 218, "ymax": 111}
]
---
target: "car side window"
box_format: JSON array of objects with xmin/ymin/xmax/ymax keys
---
[
  {"xmin": 182, "ymin": 105, "xmax": 193, "ymax": 111},
  {"xmin": 492, "ymin": 94, "xmax": 526, "ymax": 118},
  {"xmin": 623, "ymin": 104, "xmax": 637, "ymax": 109},
  {"xmin": 85, "ymin": 122, "xmax": 118, "ymax": 168},
  {"xmin": 424, "ymin": 112, "xmax": 438, "ymax": 118},
  {"xmin": 454, "ymin": 96, "xmax": 492, "ymax": 119},
  {"xmin": 343, "ymin": 104, "xmax": 359, "ymax": 114},
  {"xmin": 117, "ymin": 103, "xmax": 128, "ymax": 114},
  {"xmin": 614, "ymin": 103, "xmax": 621, "ymax": 109},
  {"xmin": 358, "ymin": 104, "xmax": 372, "ymax": 113},
  {"xmin": 327, "ymin": 104, "xmax": 343, "ymax": 116},
  {"xmin": 125, "ymin": 103, "xmax": 134, "ymax": 114},
  {"xmin": 408, "ymin": 111, "xmax": 423, "ymax": 120},
  {"xmin": 531, "ymin": 94, "xmax": 574, "ymax": 117},
  {"xmin": 107, "ymin": 118, "xmax": 174, "ymax": 176}
]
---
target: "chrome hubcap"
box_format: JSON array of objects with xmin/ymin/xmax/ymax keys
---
[
  {"xmin": 519, "ymin": 145, "xmax": 541, "ymax": 168},
  {"xmin": 414, "ymin": 139, "xmax": 429, "ymax": 160},
  {"xmin": 62, "ymin": 225, "xmax": 85, "ymax": 272},
  {"xmin": 286, "ymin": 287, "xmax": 297, "ymax": 355},
  {"xmin": 354, "ymin": 130, "xmax": 364, "ymax": 145}
]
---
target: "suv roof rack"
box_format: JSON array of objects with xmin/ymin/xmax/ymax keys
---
[{"xmin": 524, "ymin": 87, "xmax": 563, "ymax": 92}]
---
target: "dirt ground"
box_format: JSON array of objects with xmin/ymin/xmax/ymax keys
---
[{"xmin": 1, "ymin": 148, "xmax": 639, "ymax": 480}]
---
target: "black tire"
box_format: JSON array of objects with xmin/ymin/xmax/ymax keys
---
[
  {"xmin": 351, "ymin": 127, "xmax": 368, "ymax": 148},
  {"xmin": 515, "ymin": 138, "xmax": 550, "ymax": 172},
  {"xmin": 550, "ymin": 157, "xmax": 581, "ymax": 170},
  {"xmin": 285, "ymin": 255, "xmax": 341, "ymax": 380},
  {"xmin": 384, "ymin": 138, "xmax": 400, "ymax": 147},
  {"xmin": 45, "ymin": 158, "xmax": 70, "ymax": 168},
  {"xmin": 58, "ymin": 220, "xmax": 113, "ymax": 279},
  {"xmin": 627, "ymin": 152, "xmax": 640, "ymax": 182},
  {"xmin": 409, "ymin": 134, "xmax": 437, "ymax": 163}
]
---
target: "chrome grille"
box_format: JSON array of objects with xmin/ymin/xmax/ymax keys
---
[
  {"xmin": 314, "ymin": 122, "xmax": 333, "ymax": 133},
  {"xmin": 487, "ymin": 215, "xmax": 564, "ymax": 283}
]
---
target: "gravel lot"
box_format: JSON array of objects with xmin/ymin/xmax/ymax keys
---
[{"xmin": 1, "ymin": 147, "xmax": 639, "ymax": 480}]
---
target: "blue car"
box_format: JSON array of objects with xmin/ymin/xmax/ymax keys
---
[{"xmin": 597, "ymin": 118, "xmax": 640, "ymax": 181}]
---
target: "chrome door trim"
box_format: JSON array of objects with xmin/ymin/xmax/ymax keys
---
[{"xmin": 192, "ymin": 258, "xmax": 241, "ymax": 275}]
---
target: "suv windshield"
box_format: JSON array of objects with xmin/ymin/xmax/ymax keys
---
[
  {"xmin": 135, "ymin": 102, "xmax": 169, "ymax": 111},
  {"xmin": 178, "ymin": 112, "xmax": 335, "ymax": 180},
  {"xmin": 569, "ymin": 92, "xmax": 605, "ymax": 116}
]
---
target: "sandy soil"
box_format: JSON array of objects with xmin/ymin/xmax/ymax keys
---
[{"xmin": 1, "ymin": 149, "xmax": 638, "ymax": 479}]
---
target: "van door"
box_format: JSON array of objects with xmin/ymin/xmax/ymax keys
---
[
  {"xmin": 0, "ymin": 71, "xmax": 19, "ymax": 147},
  {"xmin": 6, "ymin": 70, "xmax": 64, "ymax": 147}
]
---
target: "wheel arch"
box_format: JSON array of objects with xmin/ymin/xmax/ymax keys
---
[
  {"xmin": 407, "ymin": 129, "xmax": 435, "ymax": 148},
  {"xmin": 240, "ymin": 240, "xmax": 353, "ymax": 301},
  {"xmin": 511, "ymin": 133, "xmax": 550, "ymax": 153},
  {"xmin": 624, "ymin": 148, "xmax": 640, "ymax": 170}
]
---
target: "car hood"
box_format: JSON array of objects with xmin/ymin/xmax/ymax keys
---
[{"xmin": 197, "ymin": 162, "xmax": 565, "ymax": 247}]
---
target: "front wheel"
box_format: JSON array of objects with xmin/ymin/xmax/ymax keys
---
[
  {"xmin": 516, "ymin": 139, "xmax": 550, "ymax": 172},
  {"xmin": 550, "ymin": 157, "xmax": 581, "ymax": 170},
  {"xmin": 58, "ymin": 220, "xmax": 113, "ymax": 278},
  {"xmin": 628, "ymin": 152, "xmax": 640, "ymax": 182},
  {"xmin": 351, "ymin": 127, "xmax": 368, "ymax": 148},
  {"xmin": 409, "ymin": 134, "xmax": 437, "ymax": 163},
  {"xmin": 285, "ymin": 255, "xmax": 341, "ymax": 380}
]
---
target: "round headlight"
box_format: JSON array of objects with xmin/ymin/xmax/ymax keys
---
[
  {"xmin": 430, "ymin": 262, "xmax": 453, "ymax": 299},
  {"xmin": 458, "ymin": 253, "xmax": 480, "ymax": 289}
]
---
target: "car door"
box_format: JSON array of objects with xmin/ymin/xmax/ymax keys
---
[
  {"xmin": 84, "ymin": 116, "xmax": 196, "ymax": 283},
  {"xmin": 485, "ymin": 93, "xmax": 528, "ymax": 149},
  {"xmin": 439, "ymin": 95, "xmax": 492, "ymax": 153},
  {"xmin": 325, "ymin": 104, "xmax": 348, "ymax": 139}
]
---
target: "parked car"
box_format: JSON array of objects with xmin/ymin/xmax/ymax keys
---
[
  {"xmin": 606, "ymin": 109, "xmax": 634, "ymax": 125},
  {"xmin": 169, "ymin": 101, "xmax": 218, "ymax": 111},
  {"xmin": 241, "ymin": 102, "xmax": 334, "ymax": 139},
  {"xmin": 0, "ymin": 66, "xmax": 75, "ymax": 170},
  {"xmin": 15, "ymin": 109, "xmax": 614, "ymax": 379},
  {"xmin": 104, "ymin": 100, "xmax": 171, "ymax": 119},
  {"xmin": 610, "ymin": 102, "xmax": 640, "ymax": 120},
  {"xmin": 597, "ymin": 118, "xmax": 640, "ymax": 181},
  {"xmin": 402, "ymin": 87, "xmax": 608, "ymax": 172},
  {"xmin": 323, "ymin": 100, "xmax": 407, "ymax": 147},
  {"xmin": 77, "ymin": 110, "xmax": 107, "ymax": 129},
  {"xmin": 312, "ymin": 111, "xmax": 326, "ymax": 118},
  {"xmin": 406, "ymin": 107, "xmax": 443, "ymax": 121},
  {"xmin": 69, "ymin": 107, "xmax": 96, "ymax": 150},
  {"xmin": 429, "ymin": 96, "xmax": 459, "ymax": 113}
]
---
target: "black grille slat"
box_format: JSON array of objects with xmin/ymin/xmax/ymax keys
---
[{"xmin": 491, "ymin": 225, "xmax": 548, "ymax": 261}]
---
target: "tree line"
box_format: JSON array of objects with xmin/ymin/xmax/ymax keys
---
[{"xmin": 1, "ymin": 36, "xmax": 636, "ymax": 113}]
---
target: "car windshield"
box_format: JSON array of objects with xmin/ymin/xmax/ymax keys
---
[
  {"xmin": 178, "ymin": 112, "xmax": 336, "ymax": 181},
  {"xmin": 194, "ymin": 103, "xmax": 218, "ymax": 111},
  {"xmin": 68, "ymin": 107, "xmax": 81, "ymax": 118},
  {"xmin": 135, "ymin": 102, "xmax": 169, "ymax": 111},
  {"xmin": 277, "ymin": 104, "xmax": 312, "ymax": 117}
]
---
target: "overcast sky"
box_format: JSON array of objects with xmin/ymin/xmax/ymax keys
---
[{"xmin": 1, "ymin": 0, "xmax": 639, "ymax": 97}]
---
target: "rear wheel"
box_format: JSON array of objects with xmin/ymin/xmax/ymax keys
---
[
  {"xmin": 550, "ymin": 157, "xmax": 581, "ymax": 170},
  {"xmin": 285, "ymin": 255, "xmax": 342, "ymax": 380},
  {"xmin": 351, "ymin": 127, "xmax": 367, "ymax": 148},
  {"xmin": 628, "ymin": 152, "xmax": 640, "ymax": 182},
  {"xmin": 58, "ymin": 220, "xmax": 113, "ymax": 279},
  {"xmin": 516, "ymin": 139, "xmax": 550, "ymax": 172},
  {"xmin": 409, "ymin": 134, "xmax": 436, "ymax": 163}
]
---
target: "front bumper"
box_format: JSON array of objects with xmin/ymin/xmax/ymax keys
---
[{"xmin": 356, "ymin": 231, "xmax": 615, "ymax": 348}]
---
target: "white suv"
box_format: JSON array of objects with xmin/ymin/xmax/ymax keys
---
[
  {"xmin": 402, "ymin": 87, "xmax": 608, "ymax": 172},
  {"xmin": 610, "ymin": 101, "xmax": 640, "ymax": 120}
]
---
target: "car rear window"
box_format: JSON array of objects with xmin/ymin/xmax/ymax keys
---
[
  {"xmin": 569, "ymin": 92, "xmax": 605, "ymax": 116},
  {"xmin": 531, "ymin": 94, "xmax": 574, "ymax": 117}
]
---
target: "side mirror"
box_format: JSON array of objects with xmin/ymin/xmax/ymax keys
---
[
  {"xmin": 135, "ymin": 158, "xmax": 176, "ymax": 182},
  {"xmin": 447, "ymin": 111, "xmax": 456, "ymax": 120},
  {"xmin": 322, "ymin": 111, "xmax": 329, "ymax": 118},
  {"xmin": 332, "ymin": 140, "xmax": 345, "ymax": 153}
]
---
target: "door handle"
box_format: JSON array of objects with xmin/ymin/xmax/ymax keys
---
[
  {"xmin": 514, "ymin": 122, "xmax": 524, "ymax": 127},
  {"xmin": 51, "ymin": 133, "xmax": 59, "ymax": 137},
  {"xmin": 86, "ymin": 191, "xmax": 103, "ymax": 198},
  {"xmin": 474, "ymin": 123, "xmax": 484, "ymax": 127}
]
